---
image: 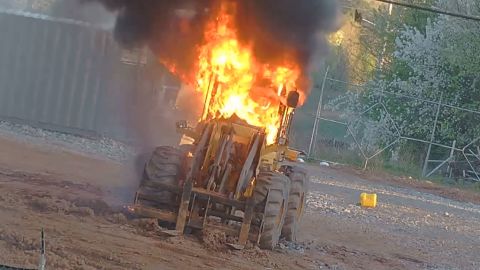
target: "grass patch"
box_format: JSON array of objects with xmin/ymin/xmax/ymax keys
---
[
  {"xmin": 310, "ymin": 146, "xmax": 363, "ymax": 166},
  {"xmin": 376, "ymin": 160, "xmax": 480, "ymax": 193},
  {"xmin": 313, "ymin": 149, "xmax": 480, "ymax": 194}
]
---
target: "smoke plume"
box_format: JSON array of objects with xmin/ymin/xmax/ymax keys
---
[
  {"xmin": 50, "ymin": 0, "xmax": 115, "ymax": 27},
  {"xmin": 83, "ymin": 0, "xmax": 339, "ymax": 88},
  {"xmin": 236, "ymin": 1, "xmax": 339, "ymax": 74}
]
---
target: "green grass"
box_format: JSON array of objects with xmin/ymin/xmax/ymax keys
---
[
  {"xmin": 374, "ymin": 160, "xmax": 480, "ymax": 193},
  {"xmin": 317, "ymin": 120, "xmax": 350, "ymax": 141},
  {"xmin": 312, "ymin": 148, "xmax": 480, "ymax": 193},
  {"xmin": 310, "ymin": 146, "xmax": 363, "ymax": 166},
  {"xmin": 381, "ymin": 162, "xmax": 423, "ymax": 178}
]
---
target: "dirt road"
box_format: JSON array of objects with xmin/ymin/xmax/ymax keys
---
[{"xmin": 0, "ymin": 133, "xmax": 479, "ymax": 269}]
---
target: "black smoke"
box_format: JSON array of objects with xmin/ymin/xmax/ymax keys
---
[
  {"xmin": 83, "ymin": 0, "xmax": 339, "ymax": 88},
  {"xmin": 235, "ymin": 0, "xmax": 339, "ymax": 87}
]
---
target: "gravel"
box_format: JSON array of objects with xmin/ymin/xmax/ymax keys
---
[
  {"xmin": 277, "ymin": 239, "xmax": 310, "ymax": 254},
  {"xmin": 305, "ymin": 166, "xmax": 480, "ymax": 269},
  {"xmin": 0, "ymin": 121, "xmax": 135, "ymax": 162}
]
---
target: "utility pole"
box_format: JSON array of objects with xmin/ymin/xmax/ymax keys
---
[{"xmin": 308, "ymin": 66, "xmax": 330, "ymax": 158}]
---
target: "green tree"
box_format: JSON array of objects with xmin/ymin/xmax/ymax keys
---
[{"xmin": 332, "ymin": 0, "xmax": 480, "ymax": 166}]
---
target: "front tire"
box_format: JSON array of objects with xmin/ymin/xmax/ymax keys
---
[
  {"xmin": 281, "ymin": 167, "xmax": 308, "ymax": 241},
  {"xmin": 253, "ymin": 171, "xmax": 290, "ymax": 249},
  {"xmin": 136, "ymin": 146, "xmax": 185, "ymax": 209}
]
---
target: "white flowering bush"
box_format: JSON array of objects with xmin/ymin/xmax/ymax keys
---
[{"xmin": 332, "ymin": 0, "xmax": 480, "ymax": 156}]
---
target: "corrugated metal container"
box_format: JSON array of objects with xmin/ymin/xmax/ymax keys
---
[{"xmin": 0, "ymin": 10, "xmax": 157, "ymax": 142}]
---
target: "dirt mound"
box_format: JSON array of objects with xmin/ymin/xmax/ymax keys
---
[
  {"xmin": 0, "ymin": 229, "xmax": 37, "ymax": 251},
  {"xmin": 27, "ymin": 197, "xmax": 68, "ymax": 213},
  {"xmin": 22, "ymin": 190, "xmax": 120, "ymax": 219},
  {"xmin": 201, "ymin": 228, "xmax": 228, "ymax": 251},
  {"xmin": 131, "ymin": 218, "xmax": 165, "ymax": 235},
  {"xmin": 70, "ymin": 198, "xmax": 112, "ymax": 216},
  {"xmin": 107, "ymin": 213, "xmax": 128, "ymax": 225},
  {"xmin": 26, "ymin": 196, "xmax": 98, "ymax": 218}
]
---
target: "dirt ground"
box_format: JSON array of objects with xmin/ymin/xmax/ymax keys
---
[{"xmin": 0, "ymin": 135, "xmax": 479, "ymax": 270}]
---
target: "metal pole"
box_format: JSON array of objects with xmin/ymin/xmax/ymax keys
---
[
  {"xmin": 426, "ymin": 140, "xmax": 456, "ymax": 178},
  {"xmin": 39, "ymin": 228, "xmax": 46, "ymax": 270},
  {"xmin": 308, "ymin": 66, "xmax": 329, "ymax": 158},
  {"xmin": 422, "ymin": 93, "xmax": 443, "ymax": 177},
  {"xmin": 449, "ymin": 140, "xmax": 456, "ymax": 160},
  {"xmin": 313, "ymin": 66, "xmax": 331, "ymax": 150}
]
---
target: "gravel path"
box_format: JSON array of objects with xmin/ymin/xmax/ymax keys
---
[
  {"xmin": 305, "ymin": 166, "xmax": 480, "ymax": 270},
  {"xmin": 0, "ymin": 121, "xmax": 135, "ymax": 161}
]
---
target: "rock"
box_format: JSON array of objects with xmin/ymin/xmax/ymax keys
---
[
  {"xmin": 109, "ymin": 213, "xmax": 128, "ymax": 224},
  {"xmin": 227, "ymin": 243, "xmax": 245, "ymax": 250},
  {"xmin": 444, "ymin": 212, "xmax": 450, "ymax": 217},
  {"xmin": 319, "ymin": 162, "xmax": 330, "ymax": 167},
  {"xmin": 135, "ymin": 218, "xmax": 161, "ymax": 232}
]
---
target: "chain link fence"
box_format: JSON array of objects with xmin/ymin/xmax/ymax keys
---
[{"xmin": 304, "ymin": 68, "xmax": 480, "ymax": 183}]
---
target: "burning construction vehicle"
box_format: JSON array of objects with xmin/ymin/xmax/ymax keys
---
[{"xmin": 89, "ymin": 0, "xmax": 339, "ymax": 249}]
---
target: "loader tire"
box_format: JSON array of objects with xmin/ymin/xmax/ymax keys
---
[
  {"xmin": 254, "ymin": 171, "xmax": 290, "ymax": 250},
  {"xmin": 281, "ymin": 168, "xmax": 308, "ymax": 241},
  {"xmin": 137, "ymin": 146, "xmax": 184, "ymax": 209}
]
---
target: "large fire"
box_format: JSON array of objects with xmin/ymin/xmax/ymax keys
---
[{"xmin": 175, "ymin": 3, "xmax": 302, "ymax": 144}]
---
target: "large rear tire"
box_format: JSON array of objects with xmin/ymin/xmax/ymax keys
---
[
  {"xmin": 136, "ymin": 146, "xmax": 184, "ymax": 209},
  {"xmin": 281, "ymin": 167, "xmax": 308, "ymax": 241},
  {"xmin": 253, "ymin": 171, "xmax": 290, "ymax": 250}
]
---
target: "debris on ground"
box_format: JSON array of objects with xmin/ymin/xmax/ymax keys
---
[
  {"xmin": 133, "ymin": 218, "xmax": 163, "ymax": 233},
  {"xmin": 201, "ymin": 228, "xmax": 228, "ymax": 251},
  {"xmin": 107, "ymin": 213, "xmax": 128, "ymax": 225},
  {"xmin": 277, "ymin": 239, "xmax": 313, "ymax": 254}
]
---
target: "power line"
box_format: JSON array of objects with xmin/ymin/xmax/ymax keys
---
[{"xmin": 372, "ymin": 0, "xmax": 480, "ymax": 22}]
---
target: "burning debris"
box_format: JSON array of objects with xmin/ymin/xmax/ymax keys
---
[{"xmin": 83, "ymin": 0, "xmax": 339, "ymax": 142}]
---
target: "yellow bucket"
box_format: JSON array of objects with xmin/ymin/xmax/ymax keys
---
[{"xmin": 360, "ymin": 193, "xmax": 377, "ymax": 208}]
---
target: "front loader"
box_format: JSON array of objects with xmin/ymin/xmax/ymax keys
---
[{"xmin": 133, "ymin": 82, "xmax": 308, "ymax": 249}]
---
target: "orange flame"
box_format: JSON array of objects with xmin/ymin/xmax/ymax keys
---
[{"xmin": 167, "ymin": 3, "xmax": 302, "ymax": 144}]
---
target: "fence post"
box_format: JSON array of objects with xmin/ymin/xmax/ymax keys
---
[
  {"xmin": 39, "ymin": 228, "xmax": 46, "ymax": 270},
  {"xmin": 308, "ymin": 66, "xmax": 329, "ymax": 158},
  {"xmin": 422, "ymin": 93, "xmax": 443, "ymax": 177},
  {"xmin": 426, "ymin": 140, "xmax": 456, "ymax": 178}
]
